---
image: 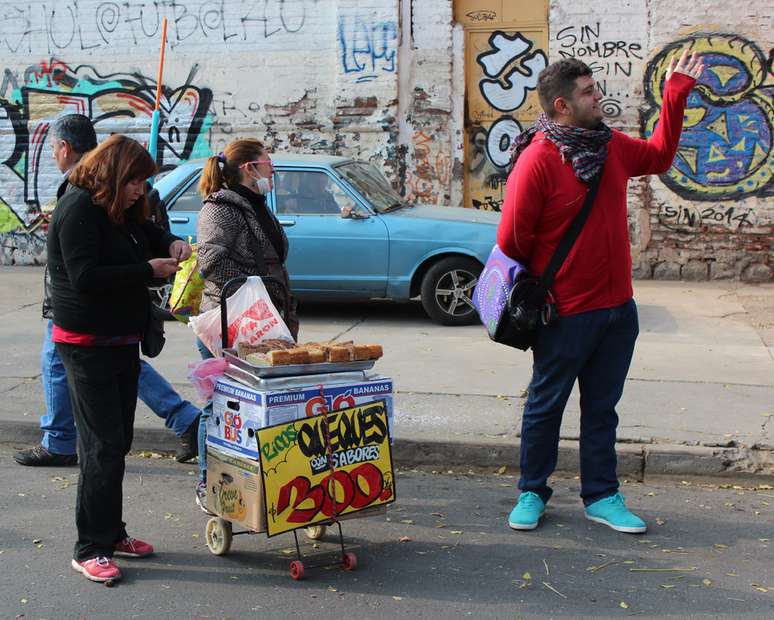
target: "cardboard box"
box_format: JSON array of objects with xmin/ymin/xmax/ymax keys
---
[
  {"xmin": 207, "ymin": 375, "xmax": 393, "ymax": 461},
  {"xmin": 205, "ymin": 448, "xmax": 266, "ymax": 532}
]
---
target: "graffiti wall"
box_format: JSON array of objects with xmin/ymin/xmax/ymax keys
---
[
  {"xmin": 465, "ymin": 30, "xmax": 548, "ymax": 213},
  {"xmin": 0, "ymin": 0, "xmax": 404, "ymax": 264},
  {"xmin": 641, "ymin": 2, "xmax": 773, "ymax": 280},
  {"xmin": 0, "ymin": 60, "xmax": 213, "ymax": 236},
  {"xmin": 1, "ymin": 0, "xmax": 771, "ymax": 279},
  {"xmin": 549, "ymin": 0, "xmax": 772, "ymax": 281}
]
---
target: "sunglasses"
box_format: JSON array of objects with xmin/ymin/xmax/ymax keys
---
[{"xmin": 240, "ymin": 159, "xmax": 274, "ymax": 173}]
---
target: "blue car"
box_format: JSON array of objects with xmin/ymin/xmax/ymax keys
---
[{"xmin": 153, "ymin": 154, "xmax": 498, "ymax": 325}]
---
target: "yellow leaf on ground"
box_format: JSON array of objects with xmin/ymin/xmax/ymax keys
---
[
  {"xmin": 522, "ymin": 572, "xmax": 532, "ymax": 580},
  {"xmin": 620, "ymin": 601, "xmax": 629, "ymax": 609},
  {"xmin": 496, "ymin": 466, "xmax": 507, "ymax": 474},
  {"xmin": 703, "ymin": 579, "xmax": 712, "ymax": 586}
]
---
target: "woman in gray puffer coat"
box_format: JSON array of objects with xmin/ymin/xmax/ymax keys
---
[
  {"xmin": 193, "ymin": 139, "xmax": 298, "ymax": 510},
  {"xmin": 196, "ymin": 138, "xmax": 298, "ymax": 338}
]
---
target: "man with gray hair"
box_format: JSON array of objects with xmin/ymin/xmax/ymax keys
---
[{"xmin": 14, "ymin": 114, "xmax": 201, "ymax": 467}]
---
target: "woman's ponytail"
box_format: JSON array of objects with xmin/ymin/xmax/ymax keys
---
[{"xmin": 198, "ymin": 154, "xmax": 226, "ymax": 198}]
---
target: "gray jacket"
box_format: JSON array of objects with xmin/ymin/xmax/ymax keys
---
[{"xmin": 197, "ymin": 188, "xmax": 298, "ymax": 339}]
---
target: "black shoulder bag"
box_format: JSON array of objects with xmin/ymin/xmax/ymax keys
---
[{"xmin": 498, "ymin": 168, "xmax": 604, "ymax": 351}]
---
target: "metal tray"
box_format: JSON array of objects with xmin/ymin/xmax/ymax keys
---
[{"xmin": 224, "ymin": 349, "xmax": 376, "ymax": 379}]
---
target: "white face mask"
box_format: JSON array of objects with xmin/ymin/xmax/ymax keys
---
[{"xmin": 249, "ymin": 173, "xmax": 271, "ymax": 195}]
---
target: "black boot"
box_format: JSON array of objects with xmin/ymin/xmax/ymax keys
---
[
  {"xmin": 14, "ymin": 445, "xmax": 78, "ymax": 467},
  {"xmin": 176, "ymin": 415, "xmax": 200, "ymax": 463}
]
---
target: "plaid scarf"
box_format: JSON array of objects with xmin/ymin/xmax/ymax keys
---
[{"xmin": 509, "ymin": 114, "xmax": 611, "ymax": 183}]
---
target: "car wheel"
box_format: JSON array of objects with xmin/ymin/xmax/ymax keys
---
[
  {"xmin": 420, "ymin": 256, "xmax": 481, "ymax": 326},
  {"xmin": 149, "ymin": 281, "xmax": 175, "ymax": 321}
]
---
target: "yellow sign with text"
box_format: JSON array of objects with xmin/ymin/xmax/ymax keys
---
[{"xmin": 258, "ymin": 400, "xmax": 395, "ymax": 537}]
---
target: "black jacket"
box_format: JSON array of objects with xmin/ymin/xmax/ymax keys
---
[
  {"xmin": 47, "ymin": 186, "xmax": 178, "ymax": 336},
  {"xmin": 42, "ymin": 178, "xmax": 70, "ymax": 319}
]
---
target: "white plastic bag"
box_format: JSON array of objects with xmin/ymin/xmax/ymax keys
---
[{"xmin": 189, "ymin": 276, "xmax": 294, "ymax": 356}]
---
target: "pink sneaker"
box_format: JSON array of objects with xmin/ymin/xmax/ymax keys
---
[
  {"xmin": 114, "ymin": 536, "xmax": 154, "ymax": 558},
  {"xmin": 71, "ymin": 556, "xmax": 121, "ymax": 582}
]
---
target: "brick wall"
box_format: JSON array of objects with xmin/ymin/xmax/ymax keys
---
[
  {"xmin": 548, "ymin": 0, "xmax": 772, "ymax": 281},
  {"xmin": 1, "ymin": 0, "xmax": 772, "ymax": 281}
]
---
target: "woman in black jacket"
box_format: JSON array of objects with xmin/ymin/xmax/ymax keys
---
[{"xmin": 47, "ymin": 134, "xmax": 191, "ymax": 583}]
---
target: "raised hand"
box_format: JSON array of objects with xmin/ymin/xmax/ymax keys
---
[
  {"xmin": 169, "ymin": 239, "xmax": 192, "ymax": 262},
  {"xmin": 666, "ymin": 49, "xmax": 704, "ymax": 81}
]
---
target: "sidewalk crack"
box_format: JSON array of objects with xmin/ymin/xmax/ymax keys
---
[
  {"xmin": 329, "ymin": 317, "xmax": 367, "ymax": 342},
  {"xmin": 0, "ymin": 302, "xmax": 39, "ymax": 318}
]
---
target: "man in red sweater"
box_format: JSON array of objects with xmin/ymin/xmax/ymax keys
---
[{"xmin": 497, "ymin": 52, "xmax": 703, "ymax": 534}]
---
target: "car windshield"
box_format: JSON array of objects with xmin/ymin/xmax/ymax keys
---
[{"xmin": 335, "ymin": 161, "xmax": 405, "ymax": 213}]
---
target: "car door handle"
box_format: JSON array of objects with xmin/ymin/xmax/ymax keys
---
[
  {"xmin": 169, "ymin": 216, "xmax": 189, "ymax": 223},
  {"xmin": 278, "ymin": 219, "xmax": 296, "ymax": 227}
]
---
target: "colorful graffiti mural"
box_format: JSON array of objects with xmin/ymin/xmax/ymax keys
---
[
  {"xmin": 0, "ymin": 59, "xmax": 213, "ymax": 242},
  {"xmin": 643, "ymin": 34, "xmax": 773, "ymax": 202}
]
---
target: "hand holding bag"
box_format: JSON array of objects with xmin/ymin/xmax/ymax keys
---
[{"xmin": 473, "ymin": 169, "xmax": 603, "ymax": 350}]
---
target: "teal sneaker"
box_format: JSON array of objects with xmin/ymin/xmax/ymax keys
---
[
  {"xmin": 508, "ymin": 491, "xmax": 546, "ymax": 530},
  {"xmin": 585, "ymin": 492, "xmax": 647, "ymax": 534}
]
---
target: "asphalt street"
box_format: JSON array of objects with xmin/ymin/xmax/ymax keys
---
[{"xmin": 1, "ymin": 447, "xmax": 772, "ymax": 619}]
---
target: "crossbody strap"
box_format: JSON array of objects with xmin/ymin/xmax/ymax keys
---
[{"xmin": 538, "ymin": 166, "xmax": 604, "ymax": 291}]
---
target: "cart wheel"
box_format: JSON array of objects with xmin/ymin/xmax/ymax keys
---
[
  {"xmin": 205, "ymin": 517, "xmax": 232, "ymax": 556},
  {"xmin": 289, "ymin": 560, "xmax": 305, "ymax": 580},
  {"xmin": 304, "ymin": 525, "xmax": 327, "ymax": 540},
  {"xmin": 342, "ymin": 551, "xmax": 358, "ymax": 571}
]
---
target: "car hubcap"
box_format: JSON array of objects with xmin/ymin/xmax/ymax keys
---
[{"xmin": 435, "ymin": 269, "xmax": 477, "ymax": 317}]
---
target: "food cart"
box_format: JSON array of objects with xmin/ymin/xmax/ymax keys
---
[{"xmin": 201, "ymin": 277, "xmax": 395, "ymax": 580}]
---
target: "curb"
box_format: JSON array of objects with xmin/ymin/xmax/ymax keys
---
[{"xmin": 3, "ymin": 420, "xmax": 773, "ymax": 481}]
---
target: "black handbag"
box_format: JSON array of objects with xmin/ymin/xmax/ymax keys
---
[
  {"xmin": 498, "ymin": 169, "xmax": 603, "ymax": 351},
  {"xmin": 141, "ymin": 299, "xmax": 167, "ymax": 358}
]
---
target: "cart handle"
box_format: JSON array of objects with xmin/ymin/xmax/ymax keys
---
[{"xmin": 220, "ymin": 276, "xmax": 287, "ymax": 354}]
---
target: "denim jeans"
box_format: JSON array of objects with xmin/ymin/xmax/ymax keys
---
[
  {"xmin": 195, "ymin": 337, "xmax": 214, "ymax": 483},
  {"xmin": 57, "ymin": 342, "xmax": 139, "ymax": 560},
  {"xmin": 40, "ymin": 320, "xmax": 76, "ymax": 454},
  {"xmin": 518, "ymin": 299, "xmax": 639, "ymax": 506},
  {"xmin": 40, "ymin": 321, "xmax": 199, "ymax": 455}
]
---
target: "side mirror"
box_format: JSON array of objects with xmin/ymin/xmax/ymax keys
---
[{"xmin": 341, "ymin": 206, "xmax": 369, "ymax": 219}]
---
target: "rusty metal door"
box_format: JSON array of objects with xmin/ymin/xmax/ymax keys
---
[{"xmin": 455, "ymin": 1, "xmax": 548, "ymax": 212}]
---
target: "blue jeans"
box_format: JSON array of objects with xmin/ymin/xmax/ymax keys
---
[
  {"xmin": 195, "ymin": 337, "xmax": 214, "ymax": 483},
  {"xmin": 518, "ymin": 299, "xmax": 639, "ymax": 506},
  {"xmin": 40, "ymin": 320, "xmax": 200, "ymax": 455}
]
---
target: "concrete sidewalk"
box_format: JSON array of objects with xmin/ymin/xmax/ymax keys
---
[{"xmin": 2, "ymin": 266, "xmax": 773, "ymax": 479}]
